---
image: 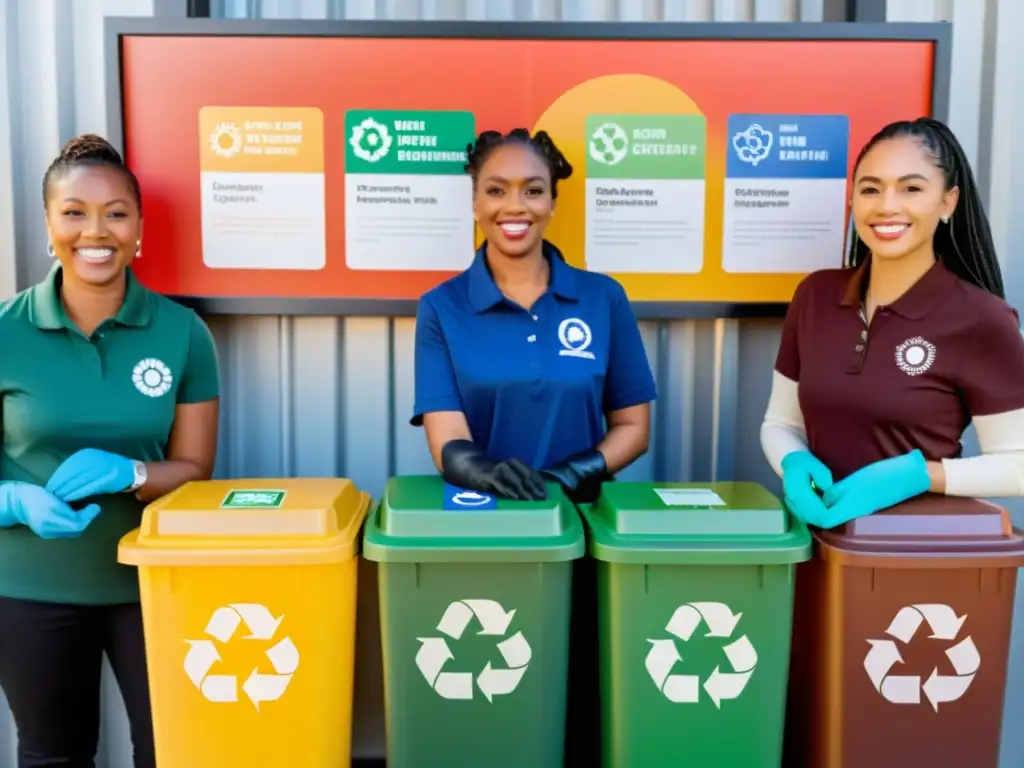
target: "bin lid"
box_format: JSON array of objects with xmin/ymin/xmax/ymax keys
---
[
  {"xmin": 117, "ymin": 478, "xmax": 371, "ymax": 567},
  {"xmin": 361, "ymin": 475, "xmax": 585, "ymax": 564},
  {"xmin": 814, "ymin": 493, "xmax": 1024, "ymax": 568},
  {"xmin": 580, "ymin": 482, "xmax": 811, "ymax": 565}
]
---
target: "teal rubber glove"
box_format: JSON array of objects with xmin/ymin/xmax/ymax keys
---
[
  {"xmin": 45, "ymin": 448, "xmax": 136, "ymax": 503},
  {"xmin": 780, "ymin": 450, "xmax": 833, "ymax": 526},
  {"xmin": 0, "ymin": 481, "xmax": 102, "ymax": 539},
  {"xmin": 818, "ymin": 449, "xmax": 931, "ymax": 529}
]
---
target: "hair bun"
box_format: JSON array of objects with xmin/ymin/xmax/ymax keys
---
[
  {"xmin": 532, "ymin": 130, "xmax": 574, "ymax": 181},
  {"xmin": 59, "ymin": 134, "xmax": 123, "ymax": 166}
]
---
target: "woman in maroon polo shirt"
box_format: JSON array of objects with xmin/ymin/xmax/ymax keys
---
[{"xmin": 760, "ymin": 117, "xmax": 1024, "ymax": 529}]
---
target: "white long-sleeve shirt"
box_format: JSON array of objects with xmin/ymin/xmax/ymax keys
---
[
  {"xmin": 761, "ymin": 370, "xmax": 1024, "ymax": 497},
  {"xmin": 761, "ymin": 260, "xmax": 1024, "ymax": 498}
]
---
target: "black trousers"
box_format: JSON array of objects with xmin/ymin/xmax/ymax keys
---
[{"xmin": 0, "ymin": 596, "xmax": 155, "ymax": 768}]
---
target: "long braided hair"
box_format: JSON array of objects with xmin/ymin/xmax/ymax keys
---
[{"xmin": 845, "ymin": 117, "xmax": 1003, "ymax": 298}]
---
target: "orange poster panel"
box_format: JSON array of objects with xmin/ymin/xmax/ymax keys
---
[{"xmin": 119, "ymin": 35, "xmax": 934, "ymax": 305}]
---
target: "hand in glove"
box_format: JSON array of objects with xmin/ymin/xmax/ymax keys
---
[
  {"xmin": 818, "ymin": 449, "xmax": 931, "ymax": 529},
  {"xmin": 441, "ymin": 439, "xmax": 547, "ymax": 501},
  {"xmin": 0, "ymin": 481, "xmax": 102, "ymax": 539},
  {"xmin": 45, "ymin": 448, "xmax": 137, "ymax": 502},
  {"xmin": 780, "ymin": 450, "xmax": 833, "ymax": 527},
  {"xmin": 541, "ymin": 449, "xmax": 609, "ymax": 504}
]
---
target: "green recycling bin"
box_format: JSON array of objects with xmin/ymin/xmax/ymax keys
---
[
  {"xmin": 579, "ymin": 482, "xmax": 812, "ymax": 768},
  {"xmin": 362, "ymin": 475, "xmax": 585, "ymax": 768}
]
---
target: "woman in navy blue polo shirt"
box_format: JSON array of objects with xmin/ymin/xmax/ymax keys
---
[
  {"xmin": 412, "ymin": 128, "xmax": 657, "ymax": 503},
  {"xmin": 761, "ymin": 117, "xmax": 1024, "ymax": 529}
]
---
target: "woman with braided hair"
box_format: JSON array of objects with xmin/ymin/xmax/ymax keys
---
[
  {"xmin": 412, "ymin": 127, "xmax": 657, "ymax": 503},
  {"xmin": 761, "ymin": 116, "xmax": 1024, "ymax": 530},
  {"xmin": 0, "ymin": 134, "xmax": 220, "ymax": 766}
]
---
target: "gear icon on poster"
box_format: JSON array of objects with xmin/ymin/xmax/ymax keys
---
[
  {"xmin": 350, "ymin": 117, "xmax": 392, "ymax": 163},
  {"xmin": 209, "ymin": 122, "xmax": 242, "ymax": 158}
]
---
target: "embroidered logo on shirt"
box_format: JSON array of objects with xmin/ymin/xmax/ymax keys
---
[
  {"xmin": 132, "ymin": 358, "xmax": 174, "ymax": 398},
  {"xmin": 558, "ymin": 318, "xmax": 595, "ymax": 360},
  {"xmin": 895, "ymin": 337, "xmax": 936, "ymax": 376}
]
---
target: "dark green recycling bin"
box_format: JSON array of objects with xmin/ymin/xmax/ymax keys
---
[
  {"xmin": 362, "ymin": 476, "xmax": 585, "ymax": 768},
  {"xmin": 579, "ymin": 482, "xmax": 812, "ymax": 768}
]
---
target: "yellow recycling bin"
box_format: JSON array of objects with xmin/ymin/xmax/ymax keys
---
[{"xmin": 118, "ymin": 478, "xmax": 370, "ymax": 768}]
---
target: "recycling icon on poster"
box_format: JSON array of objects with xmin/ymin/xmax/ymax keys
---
[
  {"xmin": 645, "ymin": 601, "xmax": 758, "ymax": 709},
  {"xmin": 415, "ymin": 599, "xmax": 531, "ymax": 702},
  {"xmin": 183, "ymin": 603, "xmax": 299, "ymax": 711},
  {"xmin": 864, "ymin": 603, "xmax": 980, "ymax": 711}
]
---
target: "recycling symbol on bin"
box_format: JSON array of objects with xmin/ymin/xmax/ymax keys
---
[
  {"xmin": 183, "ymin": 603, "xmax": 299, "ymax": 710},
  {"xmin": 864, "ymin": 603, "xmax": 980, "ymax": 711},
  {"xmin": 645, "ymin": 602, "xmax": 757, "ymax": 709},
  {"xmin": 415, "ymin": 599, "xmax": 531, "ymax": 702}
]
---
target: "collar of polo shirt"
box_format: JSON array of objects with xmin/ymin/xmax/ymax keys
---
[
  {"xmin": 839, "ymin": 255, "xmax": 959, "ymax": 321},
  {"xmin": 27, "ymin": 262, "xmax": 152, "ymax": 331},
  {"xmin": 467, "ymin": 239, "xmax": 580, "ymax": 313}
]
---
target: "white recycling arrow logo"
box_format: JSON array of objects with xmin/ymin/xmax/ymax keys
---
[
  {"xmin": 415, "ymin": 599, "xmax": 531, "ymax": 702},
  {"xmin": 645, "ymin": 601, "xmax": 757, "ymax": 709},
  {"xmin": 183, "ymin": 603, "xmax": 299, "ymax": 711},
  {"xmin": 864, "ymin": 603, "xmax": 980, "ymax": 711}
]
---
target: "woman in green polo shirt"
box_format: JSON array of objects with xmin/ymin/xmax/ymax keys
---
[{"xmin": 0, "ymin": 134, "xmax": 221, "ymax": 767}]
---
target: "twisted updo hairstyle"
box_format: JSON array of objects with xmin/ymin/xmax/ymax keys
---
[
  {"xmin": 42, "ymin": 133, "xmax": 142, "ymax": 213},
  {"xmin": 464, "ymin": 128, "xmax": 573, "ymax": 198}
]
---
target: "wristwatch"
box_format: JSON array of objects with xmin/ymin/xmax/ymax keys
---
[{"xmin": 127, "ymin": 461, "xmax": 148, "ymax": 493}]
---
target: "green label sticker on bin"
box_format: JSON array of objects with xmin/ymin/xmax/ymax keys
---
[
  {"xmin": 654, "ymin": 488, "xmax": 726, "ymax": 507},
  {"xmin": 220, "ymin": 490, "xmax": 287, "ymax": 509}
]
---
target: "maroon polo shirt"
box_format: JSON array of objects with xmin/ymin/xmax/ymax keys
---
[{"xmin": 775, "ymin": 258, "xmax": 1024, "ymax": 480}]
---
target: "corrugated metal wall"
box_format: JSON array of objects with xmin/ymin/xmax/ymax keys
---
[{"xmin": 2, "ymin": 0, "xmax": 1023, "ymax": 765}]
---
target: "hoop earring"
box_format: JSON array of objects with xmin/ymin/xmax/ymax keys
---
[
  {"xmin": 134, "ymin": 240, "xmax": 142, "ymax": 259},
  {"xmin": 47, "ymin": 243, "xmax": 56, "ymax": 259}
]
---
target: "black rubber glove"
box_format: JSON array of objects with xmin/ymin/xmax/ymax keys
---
[
  {"xmin": 440, "ymin": 439, "xmax": 548, "ymax": 501},
  {"xmin": 541, "ymin": 449, "xmax": 609, "ymax": 504}
]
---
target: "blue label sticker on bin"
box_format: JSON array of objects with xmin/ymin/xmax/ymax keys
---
[{"xmin": 442, "ymin": 483, "xmax": 498, "ymax": 510}]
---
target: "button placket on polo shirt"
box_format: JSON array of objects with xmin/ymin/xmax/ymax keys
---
[
  {"xmin": 850, "ymin": 302, "xmax": 899, "ymax": 375},
  {"xmin": 526, "ymin": 299, "xmax": 551, "ymax": 399},
  {"xmin": 63, "ymin": 323, "xmax": 105, "ymax": 378},
  {"xmin": 526, "ymin": 309, "xmax": 540, "ymax": 348},
  {"xmin": 848, "ymin": 304, "xmax": 874, "ymax": 374}
]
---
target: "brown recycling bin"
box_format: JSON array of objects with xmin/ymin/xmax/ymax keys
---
[{"xmin": 784, "ymin": 494, "xmax": 1024, "ymax": 768}]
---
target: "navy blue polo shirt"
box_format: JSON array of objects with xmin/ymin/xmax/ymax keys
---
[{"xmin": 412, "ymin": 241, "xmax": 657, "ymax": 470}]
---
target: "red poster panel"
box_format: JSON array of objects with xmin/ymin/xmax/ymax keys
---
[{"xmin": 112, "ymin": 22, "xmax": 946, "ymax": 315}]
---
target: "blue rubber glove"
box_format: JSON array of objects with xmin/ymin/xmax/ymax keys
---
[
  {"xmin": 818, "ymin": 449, "xmax": 931, "ymax": 529},
  {"xmin": 780, "ymin": 450, "xmax": 833, "ymax": 526},
  {"xmin": 0, "ymin": 481, "xmax": 102, "ymax": 539},
  {"xmin": 45, "ymin": 448, "xmax": 136, "ymax": 503}
]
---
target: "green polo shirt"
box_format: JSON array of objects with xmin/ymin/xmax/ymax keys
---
[{"xmin": 0, "ymin": 264, "xmax": 220, "ymax": 605}]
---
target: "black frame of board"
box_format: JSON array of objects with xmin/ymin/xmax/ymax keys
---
[{"xmin": 104, "ymin": 18, "xmax": 952, "ymax": 319}]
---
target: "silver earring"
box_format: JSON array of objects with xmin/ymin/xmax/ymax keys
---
[
  {"xmin": 941, "ymin": 216, "xmax": 949, "ymax": 224},
  {"xmin": 47, "ymin": 243, "xmax": 55, "ymax": 258}
]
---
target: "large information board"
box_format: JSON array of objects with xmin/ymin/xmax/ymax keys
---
[{"xmin": 106, "ymin": 19, "xmax": 950, "ymax": 317}]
